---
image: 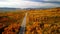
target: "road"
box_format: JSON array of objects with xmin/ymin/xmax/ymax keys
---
[{"xmin": 19, "ymin": 13, "xmax": 27, "ymax": 34}]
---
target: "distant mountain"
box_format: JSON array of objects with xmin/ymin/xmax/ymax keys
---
[
  {"xmin": 25, "ymin": 7, "xmax": 60, "ymax": 9},
  {"xmin": 0, "ymin": 7, "xmax": 21, "ymax": 11},
  {"xmin": 0, "ymin": 7, "xmax": 60, "ymax": 11}
]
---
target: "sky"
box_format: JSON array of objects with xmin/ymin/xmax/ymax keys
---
[{"xmin": 0, "ymin": 0, "xmax": 60, "ymax": 8}]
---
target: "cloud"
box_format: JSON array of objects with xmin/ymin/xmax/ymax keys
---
[
  {"xmin": 0, "ymin": 1, "xmax": 40, "ymax": 8},
  {"xmin": 25, "ymin": 0, "xmax": 60, "ymax": 2},
  {"xmin": 0, "ymin": 0, "xmax": 60, "ymax": 8},
  {"xmin": 44, "ymin": 0, "xmax": 60, "ymax": 1}
]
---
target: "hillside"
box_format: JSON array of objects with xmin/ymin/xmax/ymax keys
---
[
  {"xmin": 0, "ymin": 7, "xmax": 60, "ymax": 34},
  {"xmin": 26, "ymin": 7, "xmax": 60, "ymax": 34}
]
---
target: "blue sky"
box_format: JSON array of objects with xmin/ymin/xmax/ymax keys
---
[{"xmin": 0, "ymin": 0, "xmax": 60, "ymax": 8}]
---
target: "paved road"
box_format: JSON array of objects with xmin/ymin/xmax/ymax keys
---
[{"xmin": 19, "ymin": 13, "xmax": 27, "ymax": 34}]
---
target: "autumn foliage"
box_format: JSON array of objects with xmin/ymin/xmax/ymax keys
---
[
  {"xmin": 0, "ymin": 7, "xmax": 60, "ymax": 34},
  {"xmin": 25, "ymin": 8, "xmax": 60, "ymax": 34},
  {"xmin": 2, "ymin": 23, "xmax": 20, "ymax": 34}
]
